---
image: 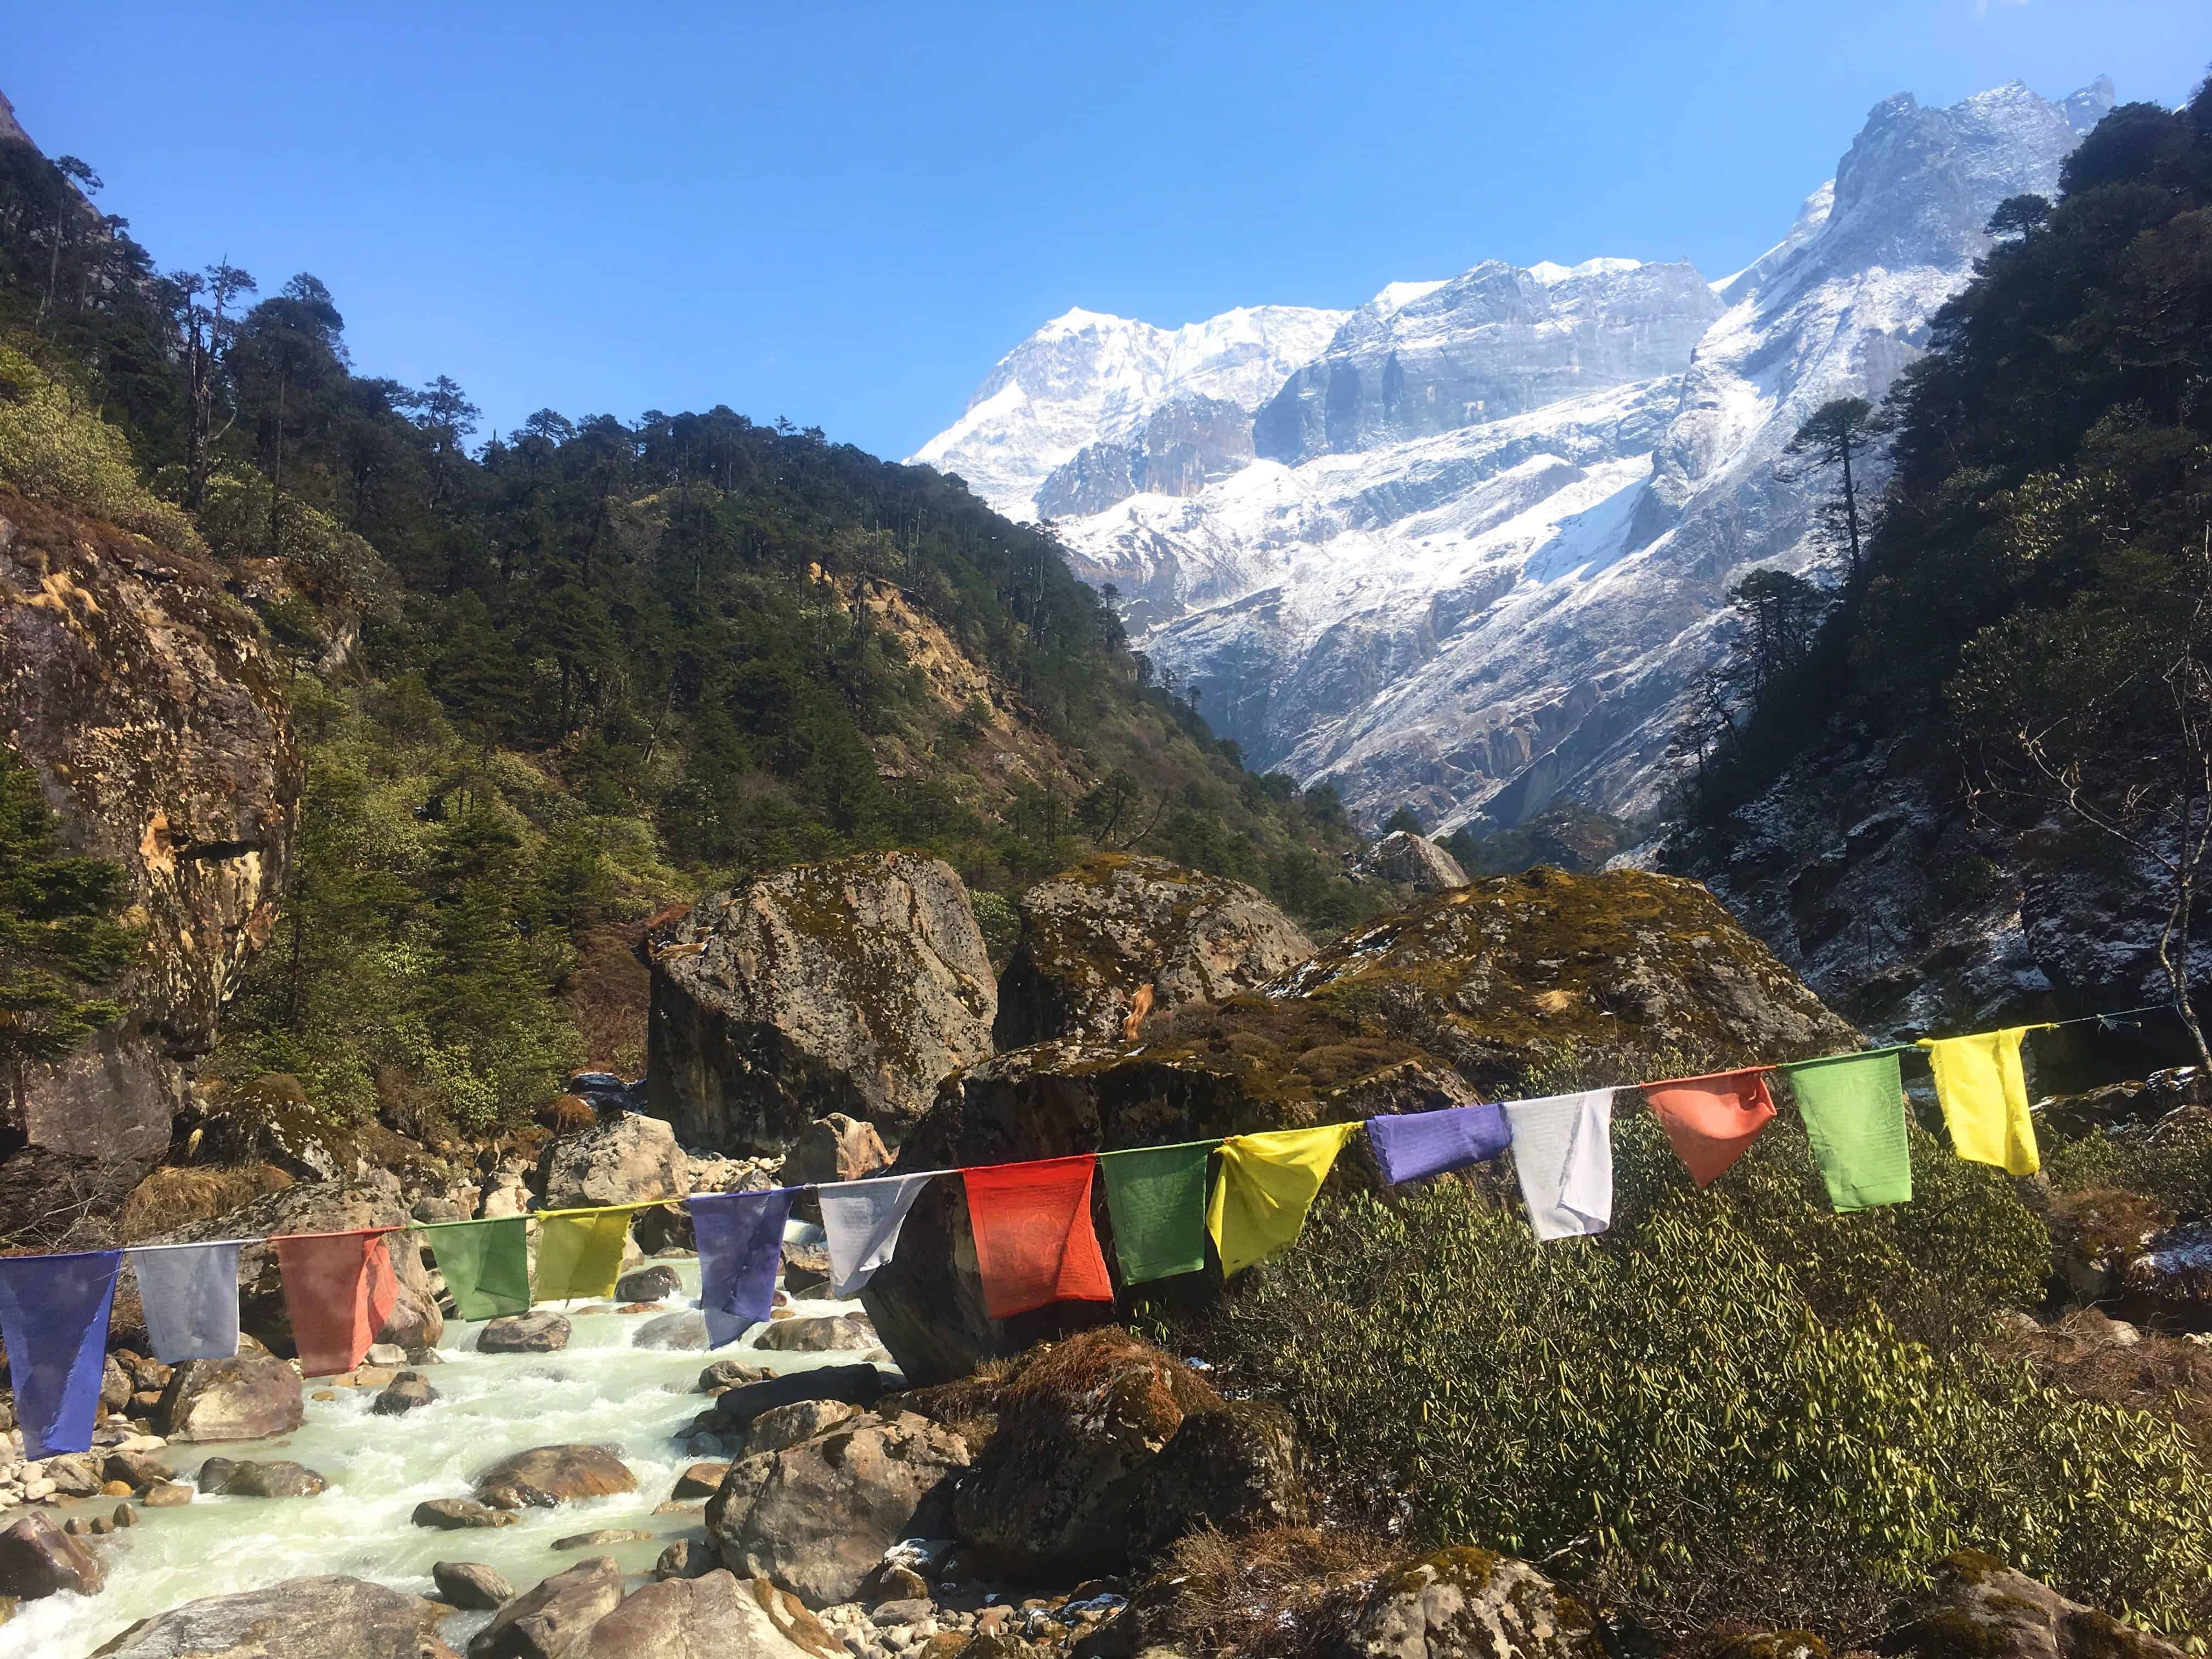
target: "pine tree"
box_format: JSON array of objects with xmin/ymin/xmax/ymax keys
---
[{"xmin": 0, "ymin": 749, "xmax": 134, "ymax": 1070}]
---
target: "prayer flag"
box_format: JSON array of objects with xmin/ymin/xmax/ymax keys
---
[
  {"xmin": 961, "ymin": 1155, "xmax": 1114, "ymax": 1319},
  {"xmin": 1365, "ymin": 1103, "xmax": 1510, "ymax": 1186},
  {"xmin": 129, "ymin": 1242, "xmax": 240, "ymax": 1362},
  {"xmin": 1504, "ymin": 1090, "xmax": 1615, "ymax": 1241},
  {"xmin": 1642, "ymin": 1070, "xmax": 1777, "ymax": 1187},
  {"xmin": 1097, "ymin": 1142, "xmax": 1212, "ymax": 1283},
  {"xmin": 0, "ymin": 1250, "xmax": 122, "ymax": 1458},
  {"xmin": 693, "ymin": 1188, "xmax": 799, "ymax": 1346},
  {"xmin": 420, "ymin": 1218, "xmax": 531, "ymax": 1322},
  {"xmin": 820, "ymin": 1172, "xmax": 935, "ymax": 1299},
  {"xmin": 273, "ymin": 1231, "xmax": 397, "ymax": 1378},
  {"xmin": 1783, "ymin": 1050, "xmax": 1912, "ymax": 1211},
  {"xmin": 1207, "ymin": 1122, "xmax": 1363, "ymax": 1277},
  {"xmin": 1920, "ymin": 1028, "xmax": 2045, "ymax": 1177},
  {"xmin": 534, "ymin": 1209, "xmax": 632, "ymax": 1303}
]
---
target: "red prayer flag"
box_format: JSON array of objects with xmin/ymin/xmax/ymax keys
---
[
  {"xmin": 961, "ymin": 1154, "xmax": 1114, "ymax": 1319},
  {"xmin": 274, "ymin": 1230, "xmax": 399, "ymax": 1376},
  {"xmin": 1643, "ymin": 1069, "xmax": 1778, "ymax": 1187}
]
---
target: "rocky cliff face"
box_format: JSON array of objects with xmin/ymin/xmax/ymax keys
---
[{"xmin": 0, "ymin": 495, "xmax": 296, "ymax": 1233}]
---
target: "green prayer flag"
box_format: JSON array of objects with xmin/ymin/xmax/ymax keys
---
[
  {"xmin": 1097, "ymin": 1143, "xmax": 1212, "ymax": 1284},
  {"xmin": 534, "ymin": 1210, "xmax": 631, "ymax": 1302},
  {"xmin": 422, "ymin": 1217, "xmax": 531, "ymax": 1321},
  {"xmin": 1783, "ymin": 1049, "xmax": 1912, "ymax": 1212}
]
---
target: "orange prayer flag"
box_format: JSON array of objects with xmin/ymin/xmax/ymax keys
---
[
  {"xmin": 1642, "ymin": 1069, "xmax": 1778, "ymax": 1187},
  {"xmin": 274, "ymin": 1230, "xmax": 399, "ymax": 1377},
  {"xmin": 961, "ymin": 1155, "xmax": 1115, "ymax": 1320}
]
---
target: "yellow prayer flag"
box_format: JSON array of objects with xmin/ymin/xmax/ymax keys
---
[
  {"xmin": 533, "ymin": 1209, "xmax": 632, "ymax": 1302},
  {"xmin": 1918, "ymin": 1026, "xmax": 2046, "ymax": 1177},
  {"xmin": 1206, "ymin": 1122, "xmax": 1364, "ymax": 1278}
]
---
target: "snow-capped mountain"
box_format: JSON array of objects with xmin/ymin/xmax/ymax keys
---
[{"xmin": 910, "ymin": 78, "xmax": 2114, "ymax": 832}]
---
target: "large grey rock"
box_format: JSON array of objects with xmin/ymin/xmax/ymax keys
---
[
  {"xmin": 413, "ymin": 1498, "xmax": 516, "ymax": 1531},
  {"xmin": 577, "ymin": 1570, "xmax": 845, "ymax": 1659},
  {"xmin": 709, "ymin": 1365, "xmax": 888, "ymax": 1432},
  {"xmin": 473, "ymin": 1444, "xmax": 639, "ymax": 1510},
  {"xmin": 1885, "ymin": 1550, "xmax": 2186, "ymax": 1658},
  {"xmin": 1344, "ymin": 1548, "xmax": 1603, "ymax": 1659},
  {"xmin": 479, "ymin": 1311, "xmax": 572, "ymax": 1354},
  {"xmin": 89, "ymin": 1575, "xmax": 456, "ymax": 1658},
  {"xmin": 778, "ymin": 1114, "xmax": 890, "ymax": 1223},
  {"xmin": 537, "ymin": 1114, "xmax": 691, "ymax": 1210},
  {"xmin": 645, "ymin": 851, "xmax": 996, "ymax": 1152},
  {"xmin": 751, "ymin": 1313, "xmax": 875, "ymax": 1354},
  {"xmin": 198, "ymin": 1456, "xmax": 327, "ymax": 1497},
  {"xmin": 614, "ymin": 1265, "xmax": 682, "ymax": 1302},
  {"xmin": 155, "ymin": 1352, "xmax": 304, "ymax": 1443},
  {"xmin": 739, "ymin": 1400, "xmax": 861, "ymax": 1458},
  {"xmin": 1138, "ymin": 1399, "xmax": 1310, "ymax": 1554},
  {"xmin": 0, "ymin": 1509, "xmax": 104, "ymax": 1598},
  {"xmin": 993, "ymin": 854, "xmax": 1314, "ymax": 1048},
  {"xmin": 433, "ymin": 1560, "xmax": 516, "ymax": 1611},
  {"xmin": 706, "ymin": 1412, "xmax": 970, "ymax": 1606},
  {"xmin": 635, "ymin": 1311, "xmax": 710, "ymax": 1350},
  {"xmin": 467, "ymin": 1555, "xmax": 624, "ymax": 1659},
  {"xmin": 1362, "ymin": 831, "xmax": 1468, "ymax": 893}
]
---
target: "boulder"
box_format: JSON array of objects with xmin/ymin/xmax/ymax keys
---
[
  {"xmin": 2123, "ymin": 1220, "xmax": 2212, "ymax": 1328},
  {"xmin": 553, "ymin": 1528, "xmax": 652, "ymax": 1551},
  {"xmin": 615, "ymin": 1265, "xmax": 682, "ymax": 1302},
  {"xmin": 433, "ymin": 1560, "xmax": 516, "ymax": 1612},
  {"xmin": 1268, "ymin": 867, "xmax": 1861, "ymax": 1095},
  {"xmin": 635, "ymin": 1311, "xmax": 711, "ymax": 1350},
  {"xmin": 674, "ymin": 1461, "xmax": 729, "ymax": 1499},
  {"xmin": 567, "ymin": 1071, "xmax": 648, "ymax": 1115},
  {"xmin": 104, "ymin": 1449, "xmax": 176, "ymax": 1488},
  {"xmin": 741, "ymin": 1400, "xmax": 862, "ymax": 1458},
  {"xmin": 102, "ymin": 1352, "xmax": 133, "ymax": 1411},
  {"xmin": 1361, "ymin": 831, "xmax": 1469, "ymax": 893},
  {"xmin": 1343, "ymin": 1548, "xmax": 1603, "ymax": 1659},
  {"xmin": 0, "ymin": 1509, "xmax": 104, "ymax": 1598},
  {"xmin": 577, "ymin": 1570, "xmax": 845, "ymax": 1659},
  {"xmin": 479, "ymin": 1311, "xmax": 573, "ymax": 1355},
  {"xmin": 706, "ymin": 1412, "xmax": 970, "ymax": 1607},
  {"xmin": 198, "ymin": 1457, "xmax": 328, "ymax": 1498},
  {"xmin": 779, "ymin": 1115, "xmax": 891, "ymax": 1222},
  {"xmin": 655, "ymin": 1540, "xmax": 717, "ymax": 1582},
  {"xmin": 710, "ymin": 1364, "xmax": 889, "ymax": 1432},
  {"xmin": 645, "ymin": 851, "xmax": 997, "ymax": 1152},
  {"xmin": 780, "ymin": 1240, "xmax": 832, "ymax": 1297},
  {"xmin": 474, "ymin": 1444, "xmax": 639, "ymax": 1510},
  {"xmin": 373, "ymin": 1378, "xmax": 442, "ymax": 1416},
  {"xmin": 994, "ymin": 854, "xmax": 1315, "ymax": 1048},
  {"xmin": 953, "ymin": 1329, "xmax": 1218, "ymax": 1578},
  {"xmin": 538, "ymin": 1114, "xmax": 691, "ymax": 1210},
  {"xmin": 1137, "ymin": 1400, "xmax": 1309, "ymax": 1553},
  {"xmin": 88, "ymin": 1575, "xmax": 458, "ymax": 1659},
  {"xmin": 142, "ymin": 1480, "xmax": 193, "ymax": 1507},
  {"xmin": 155, "ymin": 1352, "xmax": 305, "ymax": 1442},
  {"xmin": 752, "ymin": 1313, "xmax": 876, "ymax": 1353},
  {"xmin": 1884, "ymin": 1549, "xmax": 2185, "ymax": 1658},
  {"xmin": 699, "ymin": 1359, "xmax": 775, "ymax": 1395},
  {"xmin": 467, "ymin": 1555, "xmax": 625, "ymax": 1659},
  {"xmin": 413, "ymin": 1498, "xmax": 516, "ymax": 1530}
]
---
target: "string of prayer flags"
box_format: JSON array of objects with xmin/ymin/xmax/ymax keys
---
[
  {"xmin": 274, "ymin": 1231, "xmax": 397, "ymax": 1378},
  {"xmin": 1643, "ymin": 1069, "xmax": 1778, "ymax": 1188},
  {"xmin": 1783, "ymin": 1048, "xmax": 1912, "ymax": 1212},
  {"xmin": 1097, "ymin": 1141, "xmax": 1214, "ymax": 1284},
  {"xmin": 1207, "ymin": 1122, "xmax": 1363, "ymax": 1277},
  {"xmin": 820, "ymin": 1173, "xmax": 935, "ymax": 1300},
  {"xmin": 1367, "ymin": 1102, "xmax": 1510, "ymax": 1186},
  {"xmin": 0, "ymin": 1250, "xmax": 122, "ymax": 1458},
  {"xmin": 129, "ymin": 1242, "xmax": 241, "ymax": 1362},
  {"xmin": 693, "ymin": 1188, "xmax": 799, "ymax": 1345},
  {"xmin": 419, "ymin": 1217, "xmax": 531, "ymax": 1322},
  {"xmin": 1505, "ymin": 1090, "xmax": 1616, "ymax": 1240},
  {"xmin": 961, "ymin": 1154, "xmax": 1114, "ymax": 1319},
  {"xmin": 534, "ymin": 1208, "xmax": 634, "ymax": 1303},
  {"xmin": 1920, "ymin": 1027, "xmax": 2049, "ymax": 1177}
]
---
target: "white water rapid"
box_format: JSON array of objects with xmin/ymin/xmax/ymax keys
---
[{"xmin": 4, "ymin": 1244, "xmax": 872, "ymax": 1658}]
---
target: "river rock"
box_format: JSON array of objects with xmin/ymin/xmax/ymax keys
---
[
  {"xmin": 433, "ymin": 1560, "xmax": 515, "ymax": 1611},
  {"xmin": 413, "ymin": 1498, "xmax": 515, "ymax": 1530},
  {"xmin": 88, "ymin": 1574, "xmax": 458, "ymax": 1658},
  {"xmin": 578, "ymin": 1570, "xmax": 844, "ymax": 1659},
  {"xmin": 706, "ymin": 1412, "xmax": 970, "ymax": 1607},
  {"xmin": 475, "ymin": 1444, "xmax": 639, "ymax": 1510},
  {"xmin": 198, "ymin": 1457, "xmax": 328, "ymax": 1498},
  {"xmin": 741, "ymin": 1401, "xmax": 862, "ymax": 1458},
  {"xmin": 1361, "ymin": 830, "xmax": 1469, "ymax": 892},
  {"xmin": 1884, "ymin": 1549, "xmax": 2184, "ymax": 1657},
  {"xmin": 994, "ymin": 854, "xmax": 1315, "ymax": 1049},
  {"xmin": 752, "ymin": 1313, "xmax": 876, "ymax": 1353},
  {"xmin": 645, "ymin": 851, "xmax": 996, "ymax": 1152},
  {"xmin": 479, "ymin": 1311, "xmax": 573, "ymax": 1355},
  {"xmin": 105, "ymin": 1449, "xmax": 174, "ymax": 1488},
  {"xmin": 1342, "ymin": 1547, "xmax": 1602, "ymax": 1659},
  {"xmin": 0, "ymin": 1510, "xmax": 104, "ymax": 1598},
  {"xmin": 43, "ymin": 1450, "xmax": 104, "ymax": 1496},
  {"xmin": 635, "ymin": 1311, "xmax": 711, "ymax": 1350},
  {"xmin": 142, "ymin": 1480, "xmax": 192, "ymax": 1507},
  {"xmin": 674, "ymin": 1461, "xmax": 729, "ymax": 1499},
  {"xmin": 654, "ymin": 1539, "xmax": 717, "ymax": 1582},
  {"xmin": 614, "ymin": 1265, "xmax": 682, "ymax": 1302},
  {"xmin": 538, "ymin": 1114, "xmax": 691, "ymax": 1210},
  {"xmin": 554, "ymin": 1528, "xmax": 652, "ymax": 1550},
  {"xmin": 155, "ymin": 1352, "xmax": 305, "ymax": 1442},
  {"xmin": 709, "ymin": 1364, "xmax": 888, "ymax": 1432},
  {"xmin": 373, "ymin": 1377, "xmax": 442, "ymax": 1415},
  {"xmin": 467, "ymin": 1554, "xmax": 625, "ymax": 1659},
  {"xmin": 699, "ymin": 1359, "xmax": 775, "ymax": 1395},
  {"xmin": 953, "ymin": 1329, "xmax": 1218, "ymax": 1577},
  {"xmin": 780, "ymin": 1240, "xmax": 832, "ymax": 1296}
]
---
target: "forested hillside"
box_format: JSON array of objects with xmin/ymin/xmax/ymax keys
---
[{"xmin": 0, "ymin": 119, "xmax": 1375, "ymax": 1143}]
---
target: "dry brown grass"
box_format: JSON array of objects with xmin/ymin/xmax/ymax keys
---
[
  {"xmin": 1998, "ymin": 1308, "xmax": 2212, "ymax": 1466},
  {"xmin": 115, "ymin": 1164, "xmax": 293, "ymax": 1240},
  {"xmin": 1140, "ymin": 1525, "xmax": 1395, "ymax": 1659}
]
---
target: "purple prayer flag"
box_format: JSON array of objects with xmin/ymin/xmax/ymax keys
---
[
  {"xmin": 0, "ymin": 1250, "xmax": 123, "ymax": 1459},
  {"xmin": 692, "ymin": 1188, "xmax": 799, "ymax": 1347},
  {"xmin": 1367, "ymin": 1103, "xmax": 1512, "ymax": 1185}
]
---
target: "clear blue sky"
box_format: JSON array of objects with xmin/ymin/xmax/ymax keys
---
[{"xmin": 11, "ymin": 2, "xmax": 2205, "ymax": 462}]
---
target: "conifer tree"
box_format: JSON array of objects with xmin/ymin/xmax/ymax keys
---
[{"xmin": 0, "ymin": 748, "xmax": 134, "ymax": 1070}]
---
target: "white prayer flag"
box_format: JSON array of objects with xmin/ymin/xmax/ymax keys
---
[
  {"xmin": 1504, "ymin": 1090, "xmax": 1616, "ymax": 1242},
  {"xmin": 819, "ymin": 1173, "xmax": 936, "ymax": 1298},
  {"xmin": 129, "ymin": 1242, "xmax": 242, "ymax": 1362}
]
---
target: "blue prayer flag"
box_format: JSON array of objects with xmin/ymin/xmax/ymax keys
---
[
  {"xmin": 692, "ymin": 1188, "xmax": 799, "ymax": 1347},
  {"xmin": 0, "ymin": 1250, "xmax": 123, "ymax": 1459},
  {"xmin": 1366, "ymin": 1102, "xmax": 1511, "ymax": 1185}
]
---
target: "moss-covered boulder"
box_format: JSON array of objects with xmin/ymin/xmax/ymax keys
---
[
  {"xmin": 861, "ymin": 997, "xmax": 1479, "ymax": 1383},
  {"xmin": 1883, "ymin": 1549, "xmax": 2186, "ymax": 1658},
  {"xmin": 645, "ymin": 851, "xmax": 996, "ymax": 1153},
  {"xmin": 995, "ymin": 854, "xmax": 1314, "ymax": 1049},
  {"xmin": 1273, "ymin": 866, "xmax": 1860, "ymax": 1093},
  {"xmin": 1344, "ymin": 1547, "xmax": 1603, "ymax": 1659}
]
